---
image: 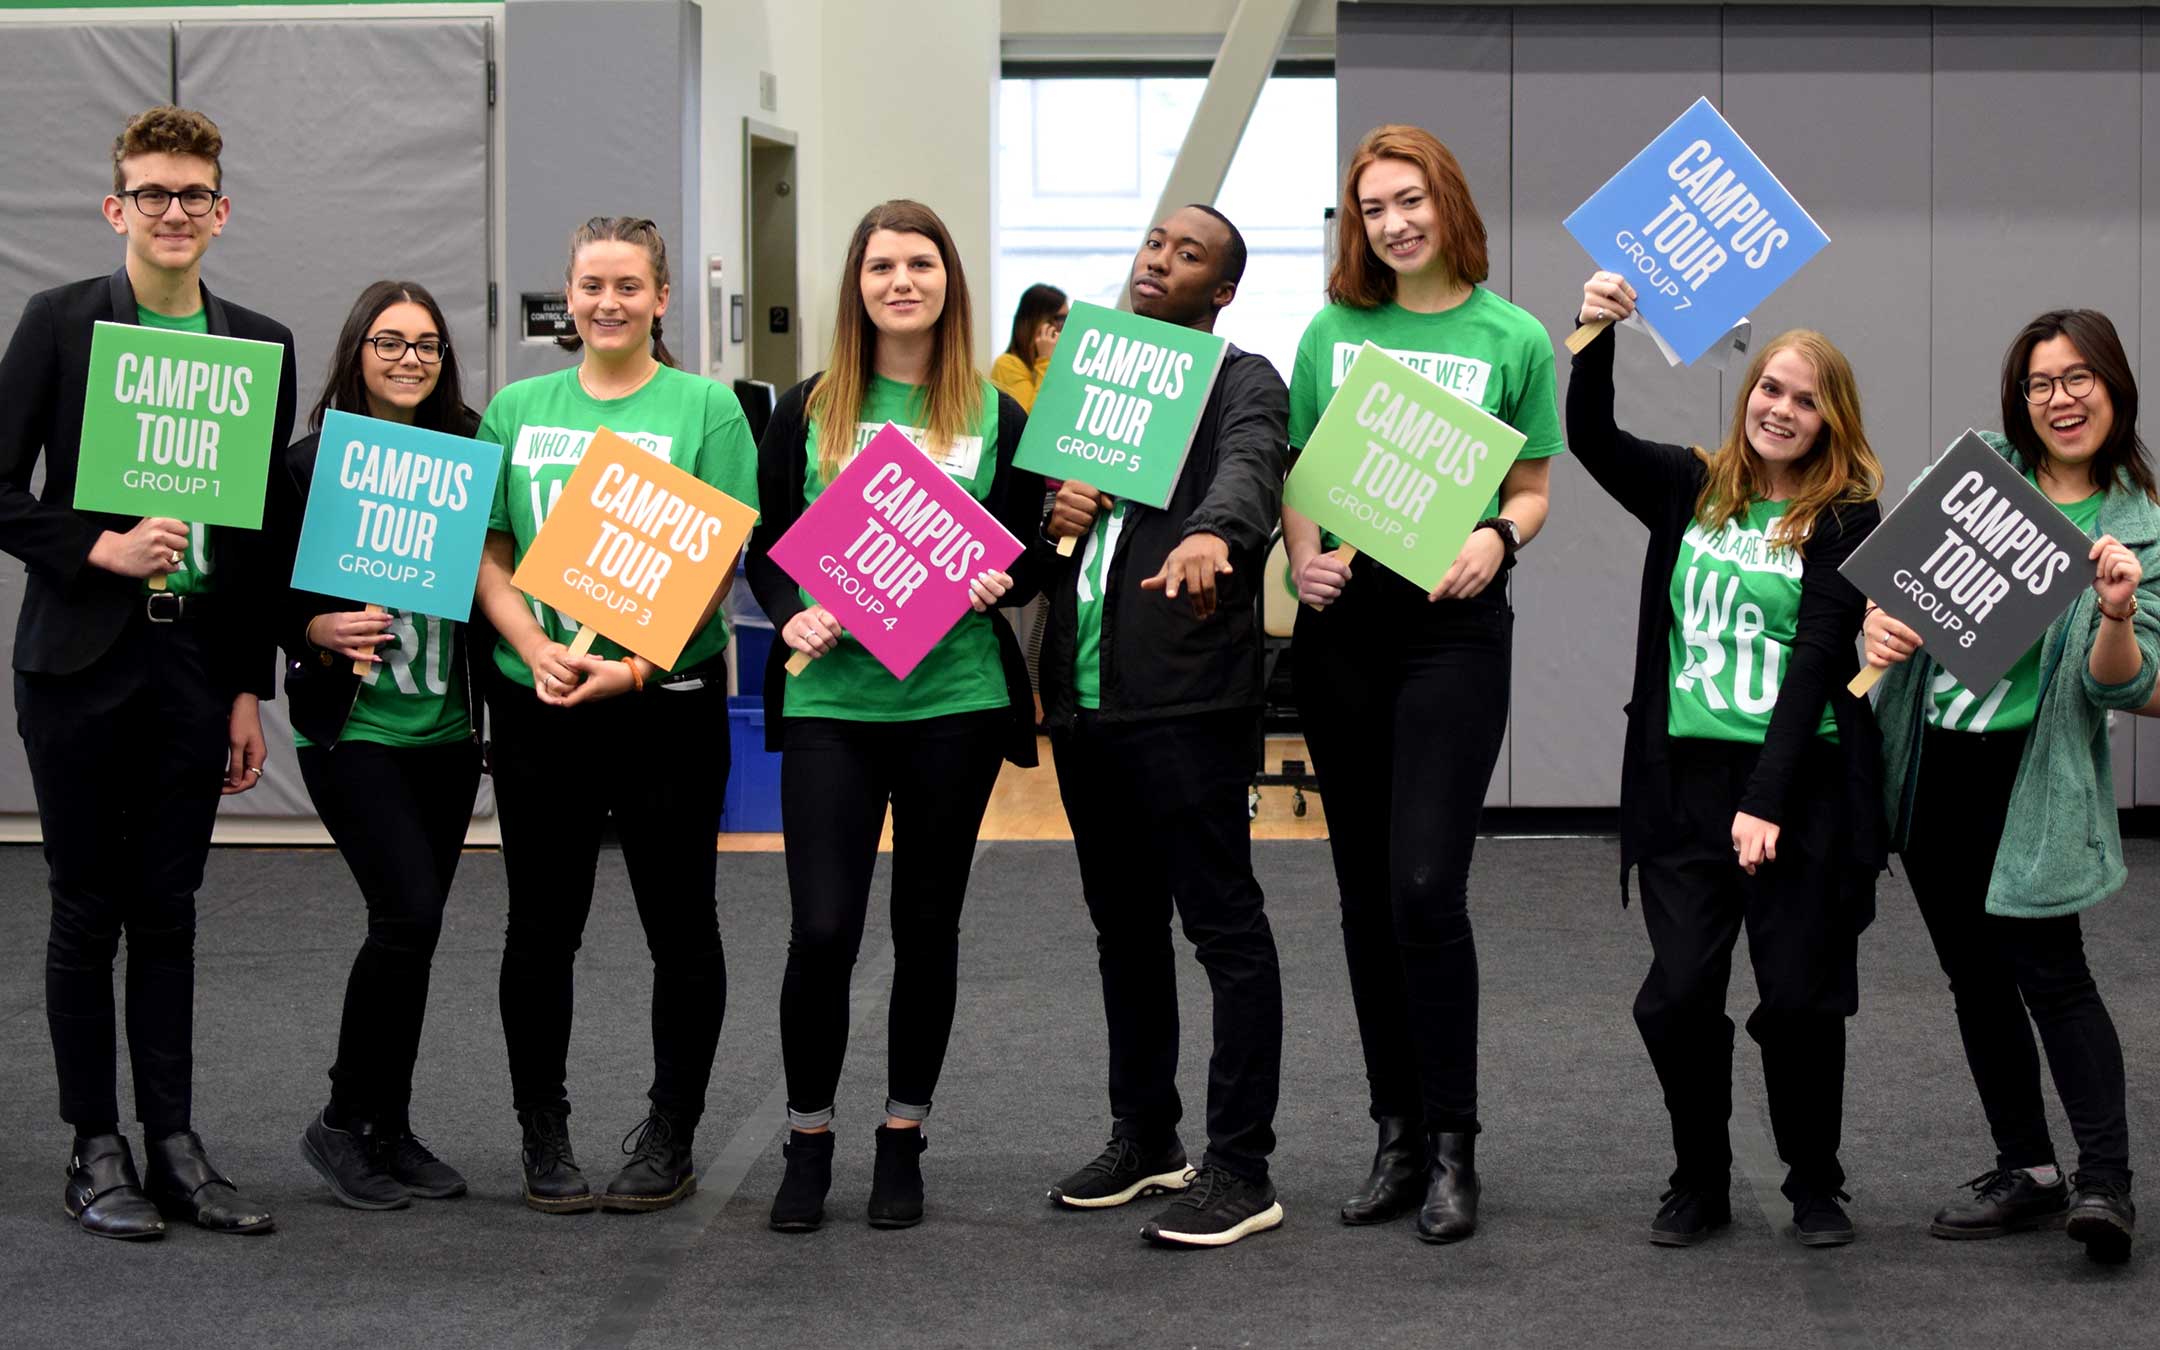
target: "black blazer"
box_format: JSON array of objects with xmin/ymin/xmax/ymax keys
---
[
  {"xmin": 744, "ymin": 375, "xmax": 1049, "ymax": 765},
  {"xmin": 270, "ymin": 425, "xmax": 488, "ymax": 749},
  {"xmin": 0, "ymin": 267, "xmax": 297, "ymax": 696}
]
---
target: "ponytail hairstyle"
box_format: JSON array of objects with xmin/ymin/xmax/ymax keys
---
[
  {"xmin": 557, "ymin": 215, "xmax": 678, "ymax": 368},
  {"xmin": 308, "ymin": 279, "xmax": 473, "ymax": 436},
  {"xmin": 808, "ymin": 199, "xmax": 981, "ymax": 483},
  {"xmin": 1694, "ymin": 329, "xmax": 1881, "ymax": 553}
]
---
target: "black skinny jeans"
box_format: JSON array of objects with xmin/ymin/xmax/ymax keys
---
[
  {"xmin": 17, "ymin": 615, "xmax": 229, "ymax": 1136},
  {"xmin": 1903, "ymin": 723, "xmax": 2132, "ymax": 1188},
  {"xmin": 487, "ymin": 671, "xmax": 731, "ymax": 1125},
  {"xmin": 1053, "ymin": 707, "xmax": 1282, "ymax": 1181},
  {"xmin": 1293, "ymin": 564, "xmax": 1510, "ymax": 1135},
  {"xmin": 1633, "ymin": 738, "xmax": 1859, "ymax": 1201},
  {"xmin": 297, "ymin": 737, "xmax": 481, "ymax": 1130},
  {"xmin": 778, "ymin": 710, "xmax": 1004, "ymax": 1128}
]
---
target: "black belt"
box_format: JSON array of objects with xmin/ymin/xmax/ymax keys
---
[{"xmin": 143, "ymin": 590, "xmax": 215, "ymax": 623}]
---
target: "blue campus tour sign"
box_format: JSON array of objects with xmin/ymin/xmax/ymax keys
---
[
  {"xmin": 1564, "ymin": 96, "xmax": 1829, "ymax": 366},
  {"xmin": 290, "ymin": 409, "xmax": 503, "ymax": 621}
]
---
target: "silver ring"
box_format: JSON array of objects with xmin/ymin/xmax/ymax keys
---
[{"xmin": 1593, "ymin": 307, "xmax": 1606, "ymax": 321}]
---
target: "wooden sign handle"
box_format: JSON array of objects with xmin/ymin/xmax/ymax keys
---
[
  {"xmin": 567, "ymin": 626, "xmax": 598, "ymax": 659},
  {"xmin": 146, "ymin": 571, "xmax": 169, "ymax": 592},
  {"xmin": 785, "ymin": 649, "xmax": 813, "ymax": 676},
  {"xmin": 1847, "ymin": 664, "xmax": 1887, "ymax": 697},
  {"xmin": 353, "ymin": 602, "xmax": 386, "ymax": 678},
  {"xmin": 1056, "ymin": 533, "xmax": 1079, "ymax": 558},
  {"xmin": 1564, "ymin": 316, "xmax": 1615, "ymax": 355},
  {"xmin": 1332, "ymin": 544, "xmax": 1359, "ymax": 566}
]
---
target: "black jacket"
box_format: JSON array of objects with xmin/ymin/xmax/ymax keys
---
[
  {"xmin": 744, "ymin": 375, "xmax": 1048, "ymax": 765},
  {"xmin": 1038, "ymin": 345, "xmax": 1290, "ymax": 728},
  {"xmin": 1564, "ymin": 322, "xmax": 1885, "ymax": 902},
  {"xmin": 269, "ymin": 424, "xmax": 488, "ymax": 749},
  {"xmin": 0, "ymin": 267, "xmax": 296, "ymax": 695}
]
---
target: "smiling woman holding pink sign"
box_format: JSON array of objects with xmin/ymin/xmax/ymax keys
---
[
  {"xmin": 745, "ymin": 199, "xmax": 1041, "ymax": 1234},
  {"xmin": 1568, "ymin": 270, "xmax": 1884, "ymax": 1251},
  {"xmin": 1282, "ymin": 125, "xmax": 1562, "ymax": 1247},
  {"xmin": 470, "ymin": 217, "xmax": 759, "ymax": 1219},
  {"xmin": 1863, "ymin": 310, "xmax": 2158, "ymax": 1264}
]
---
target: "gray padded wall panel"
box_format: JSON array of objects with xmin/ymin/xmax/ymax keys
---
[
  {"xmin": 173, "ymin": 17, "xmax": 494, "ymax": 818},
  {"xmin": 1509, "ymin": 7, "xmax": 1722, "ymax": 806},
  {"xmin": 0, "ymin": 25, "xmax": 173, "ymax": 814},
  {"xmin": 1336, "ymin": 5, "xmax": 1514, "ymax": 805}
]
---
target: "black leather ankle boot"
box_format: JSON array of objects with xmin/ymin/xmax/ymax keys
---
[
  {"xmin": 1341, "ymin": 1115, "xmax": 1425, "ymax": 1225},
  {"xmin": 1416, "ymin": 1130, "xmax": 1480, "ymax": 1244},
  {"xmin": 63, "ymin": 1135, "xmax": 165, "ymax": 1241}
]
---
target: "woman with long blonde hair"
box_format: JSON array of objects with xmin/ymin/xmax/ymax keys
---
[
  {"xmin": 746, "ymin": 199, "xmax": 1042, "ymax": 1232},
  {"xmin": 1568, "ymin": 270, "xmax": 1884, "ymax": 1249}
]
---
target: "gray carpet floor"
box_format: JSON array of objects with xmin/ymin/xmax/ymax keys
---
[{"xmin": 0, "ymin": 835, "xmax": 2155, "ymax": 1348}]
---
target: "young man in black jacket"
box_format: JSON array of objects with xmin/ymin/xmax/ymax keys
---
[
  {"xmin": 0, "ymin": 107, "xmax": 294, "ymax": 1241},
  {"xmin": 1040, "ymin": 204, "xmax": 1291, "ymax": 1249}
]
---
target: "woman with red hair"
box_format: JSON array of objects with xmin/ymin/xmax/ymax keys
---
[{"xmin": 1283, "ymin": 125, "xmax": 1563, "ymax": 1245}]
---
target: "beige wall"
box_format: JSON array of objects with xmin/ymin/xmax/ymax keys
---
[{"xmin": 1001, "ymin": 0, "xmax": 1333, "ymax": 39}]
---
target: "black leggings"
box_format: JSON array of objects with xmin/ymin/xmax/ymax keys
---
[
  {"xmin": 488, "ymin": 672, "xmax": 731, "ymax": 1125},
  {"xmin": 298, "ymin": 738, "xmax": 481, "ymax": 1129},
  {"xmin": 1904, "ymin": 724, "xmax": 2131, "ymax": 1187},
  {"xmin": 1293, "ymin": 563, "xmax": 1511, "ymax": 1135},
  {"xmin": 778, "ymin": 710, "xmax": 1004, "ymax": 1128}
]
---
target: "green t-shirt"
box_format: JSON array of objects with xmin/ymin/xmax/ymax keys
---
[
  {"xmin": 783, "ymin": 375, "xmax": 1008, "ymax": 722},
  {"xmin": 294, "ymin": 609, "xmax": 471, "ymax": 749},
  {"xmin": 1666, "ymin": 500, "xmax": 1836, "ymax": 745},
  {"xmin": 1071, "ymin": 500, "xmax": 1130, "ymax": 710},
  {"xmin": 1928, "ymin": 486, "xmax": 2105, "ymax": 734},
  {"xmin": 135, "ymin": 304, "xmax": 214, "ymax": 597},
  {"xmin": 480, "ymin": 365, "xmax": 758, "ymax": 685},
  {"xmin": 1287, "ymin": 288, "xmax": 1567, "ymax": 521}
]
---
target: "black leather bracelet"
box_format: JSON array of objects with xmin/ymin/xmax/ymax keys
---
[{"xmin": 1474, "ymin": 516, "xmax": 1520, "ymax": 561}]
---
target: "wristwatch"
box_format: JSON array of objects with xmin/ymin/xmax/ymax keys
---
[{"xmin": 1474, "ymin": 516, "xmax": 1520, "ymax": 561}]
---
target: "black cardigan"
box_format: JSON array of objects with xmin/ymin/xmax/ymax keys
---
[
  {"xmin": 0, "ymin": 267, "xmax": 296, "ymax": 695},
  {"xmin": 1037, "ymin": 345, "xmax": 1290, "ymax": 729},
  {"xmin": 1564, "ymin": 322, "xmax": 1885, "ymax": 902},
  {"xmin": 267, "ymin": 423, "xmax": 488, "ymax": 749},
  {"xmin": 743, "ymin": 376, "xmax": 1049, "ymax": 765}
]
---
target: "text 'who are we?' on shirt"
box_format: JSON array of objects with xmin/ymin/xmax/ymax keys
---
[
  {"xmin": 1927, "ymin": 484, "xmax": 2105, "ymax": 735},
  {"xmin": 785, "ymin": 374, "xmax": 1007, "ymax": 722},
  {"xmin": 1666, "ymin": 500, "xmax": 1836, "ymax": 745},
  {"xmin": 134, "ymin": 304, "xmax": 215, "ymax": 597},
  {"xmin": 292, "ymin": 609, "xmax": 470, "ymax": 750},
  {"xmin": 1287, "ymin": 288, "xmax": 1568, "ymax": 533},
  {"xmin": 480, "ymin": 364, "xmax": 759, "ymax": 687}
]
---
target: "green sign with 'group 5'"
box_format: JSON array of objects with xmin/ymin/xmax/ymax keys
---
[
  {"xmin": 74, "ymin": 320, "xmax": 284, "ymax": 529},
  {"xmin": 1012, "ymin": 300, "xmax": 1228, "ymax": 509},
  {"xmin": 1284, "ymin": 342, "xmax": 1526, "ymax": 593}
]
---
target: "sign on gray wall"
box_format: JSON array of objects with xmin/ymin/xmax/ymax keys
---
[{"xmin": 1840, "ymin": 431, "xmax": 2094, "ymax": 690}]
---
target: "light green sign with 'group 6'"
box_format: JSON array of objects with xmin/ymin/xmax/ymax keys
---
[
  {"xmin": 1012, "ymin": 300, "xmax": 1228, "ymax": 509},
  {"xmin": 74, "ymin": 320, "xmax": 284, "ymax": 529},
  {"xmin": 1285, "ymin": 341, "xmax": 1526, "ymax": 593}
]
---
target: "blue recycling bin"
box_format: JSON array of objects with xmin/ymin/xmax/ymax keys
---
[{"xmin": 721, "ymin": 695, "xmax": 783, "ymax": 832}]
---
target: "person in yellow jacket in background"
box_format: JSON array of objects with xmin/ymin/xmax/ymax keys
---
[{"xmin": 990, "ymin": 283, "xmax": 1066, "ymax": 412}]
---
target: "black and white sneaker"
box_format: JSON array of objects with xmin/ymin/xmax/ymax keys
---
[
  {"xmin": 1048, "ymin": 1136, "xmax": 1191, "ymax": 1210},
  {"xmin": 1140, "ymin": 1163, "xmax": 1283, "ymax": 1248}
]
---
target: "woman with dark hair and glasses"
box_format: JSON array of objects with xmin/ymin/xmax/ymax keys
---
[
  {"xmin": 990, "ymin": 283, "xmax": 1067, "ymax": 413},
  {"xmin": 266, "ymin": 280, "xmax": 485, "ymax": 1210},
  {"xmin": 1865, "ymin": 309, "xmax": 2158, "ymax": 1264}
]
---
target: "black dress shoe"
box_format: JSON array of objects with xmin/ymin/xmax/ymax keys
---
[
  {"xmin": 601, "ymin": 1111, "xmax": 696, "ymax": 1213},
  {"xmin": 769, "ymin": 1129, "xmax": 836, "ymax": 1232},
  {"xmin": 1930, "ymin": 1168, "xmax": 2068, "ymax": 1239},
  {"xmin": 1415, "ymin": 1130, "xmax": 1479, "ymax": 1244},
  {"xmin": 1649, "ymin": 1187, "xmax": 1732, "ymax": 1246},
  {"xmin": 2065, "ymin": 1174, "xmax": 2136, "ymax": 1265},
  {"xmin": 63, "ymin": 1135, "xmax": 165, "ymax": 1241},
  {"xmin": 519, "ymin": 1108, "xmax": 596, "ymax": 1214},
  {"xmin": 1341, "ymin": 1115, "xmax": 1425, "ymax": 1226},
  {"xmin": 143, "ymin": 1131, "xmax": 275, "ymax": 1235},
  {"xmin": 867, "ymin": 1124, "xmax": 927, "ymax": 1229}
]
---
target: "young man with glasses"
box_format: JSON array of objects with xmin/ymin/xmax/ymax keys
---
[
  {"xmin": 0, "ymin": 105, "xmax": 296, "ymax": 1241},
  {"xmin": 1040, "ymin": 204, "xmax": 1292, "ymax": 1249}
]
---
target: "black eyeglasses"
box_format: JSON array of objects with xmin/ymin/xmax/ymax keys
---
[
  {"xmin": 365, "ymin": 335, "xmax": 447, "ymax": 364},
  {"xmin": 2022, "ymin": 368, "xmax": 2096, "ymax": 404},
  {"xmin": 119, "ymin": 187, "xmax": 222, "ymax": 218}
]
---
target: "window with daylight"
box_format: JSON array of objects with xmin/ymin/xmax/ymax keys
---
[{"xmin": 994, "ymin": 75, "xmax": 1338, "ymax": 383}]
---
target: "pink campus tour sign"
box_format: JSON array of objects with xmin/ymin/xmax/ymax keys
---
[{"xmin": 766, "ymin": 422, "xmax": 1024, "ymax": 680}]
